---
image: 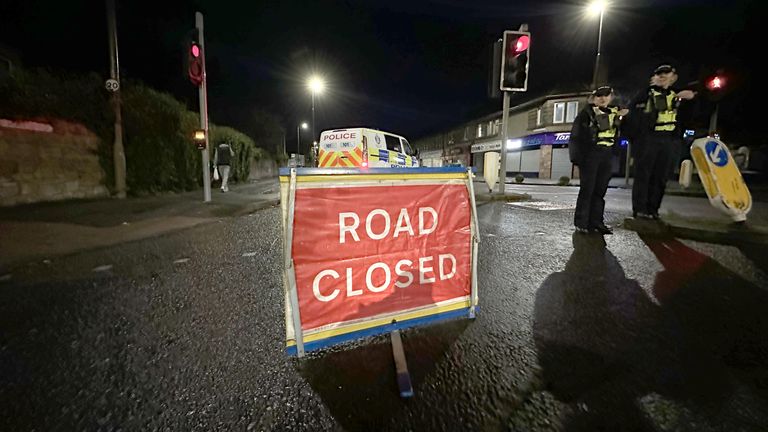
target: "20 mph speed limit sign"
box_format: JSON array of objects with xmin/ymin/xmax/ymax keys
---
[{"xmin": 105, "ymin": 79, "xmax": 120, "ymax": 92}]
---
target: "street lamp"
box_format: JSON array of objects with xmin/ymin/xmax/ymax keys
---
[
  {"xmin": 587, "ymin": 0, "xmax": 607, "ymax": 89},
  {"xmin": 297, "ymin": 122, "xmax": 308, "ymax": 156},
  {"xmin": 306, "ymin": 75, "xmax": 325, "ymax": 147}
]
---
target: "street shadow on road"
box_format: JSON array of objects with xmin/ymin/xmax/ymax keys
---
[
  {"xmin": 640, "ymin": 234, "xmax": 768, "ymax": 404},
  {"xmin": 534, "ymin": 233, "xmax": 742, "ymax": 431},
  {"xmin": 735, "ymin": 242, "xmax": 768, "ymax": 277},
  {"xmin": 297, "ymin": 318, "xmax": 470, "ymax": 431}
]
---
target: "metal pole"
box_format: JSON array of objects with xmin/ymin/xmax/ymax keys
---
[
  {"xmin": 624, "ymin": 141, "xmax": 631, "ymax": 186},
  {"xmin": 106, "ymin": 0, "xmax": 126, "ymax": 199},
  {"xmin": 296, "ymin": 125, "xmax": 300, "ymax": 157},
  {"xmin": 311, "ymin": 93, "xmax": 316, "ymax": 156},
  {"xmin": 709, "ymin": 102, "xmax": 719, "ymax": 136},
  {"xmin": 591, "ymin": 9, "xmax": 604, "ymax": 89},
  {"xmin": 196, "ymin": 12, "xmax": 211, "ymax": 202},
  {"xmin": 497, "ymin": 91, "xmax": 510, "ymax": 194}
]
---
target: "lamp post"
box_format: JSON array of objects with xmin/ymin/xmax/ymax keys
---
[
  {"xmin": 307, "ymin": 76, "xmax": 325, "ymax": 148},
  {"xmin": 588, "ymin": 0, "xmax": 607, "ymax": 89},
  {"xmin": 296, "ymin": 122, "xmax": 308, "ymax": 156}
]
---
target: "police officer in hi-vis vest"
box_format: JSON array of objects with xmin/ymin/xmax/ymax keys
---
[
  {"xmin": 569, "ymin": 86, "xmax": 629, "ymax": 234},
  {"xmin": 629, "ymin": 64, "xmax": 696, "ymax": 220}
]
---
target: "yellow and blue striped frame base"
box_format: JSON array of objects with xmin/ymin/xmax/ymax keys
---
[{"xmin": 286, "ymin": 301, "xmax": 474, "ymax": 356}]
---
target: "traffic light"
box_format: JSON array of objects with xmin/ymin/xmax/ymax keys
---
[
  {"xmin": 500, "ymin": 30, "xmax": 531, "ymax": 92},
  {"xmin": 704, "ymin": 70, "xmax": 727, "ymax": 101},
  {"xmin": 193, "ymin": 129, "xmax": 206, "ymax": 149},
  {"xmin": 187, "ymin": 29, "xmax": 203, "ymax": 86},
  {"xmin": 705, "ymin": 74, "xmax": 725, "ymax": 91}
]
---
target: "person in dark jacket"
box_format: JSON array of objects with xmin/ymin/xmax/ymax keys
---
[
  {"xmin": 569, "ymin": 86, "xmax": 628, "ymax": 234},
  {"xmin": 627, "ymin": 64, "xmax": 696, "ymax": 220},
  {"xmin": 214, "ymin": 142, "xmax": 234, "ymax": 192}
]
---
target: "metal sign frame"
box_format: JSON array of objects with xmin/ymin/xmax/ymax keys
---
[{"xmin": 279, "ymin": 167, "xmax": 480, "ymax": 357}]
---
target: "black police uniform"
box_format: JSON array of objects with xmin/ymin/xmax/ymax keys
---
[
  {"xmin": 628, "ymin": 66, "xmax": 688, "ymax": 218},
  {"xmin": 569, "ymin": 91, "xmax": 619, "ymax": 234}
]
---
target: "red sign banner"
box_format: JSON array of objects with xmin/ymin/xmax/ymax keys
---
[{"xmin": 292, "ymin": 183, "xmax": 472, "ymax": 331}]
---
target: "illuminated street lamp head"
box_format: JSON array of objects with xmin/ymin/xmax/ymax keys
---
[
  {"xmin": 301, "ymin": 122, "xmax": 308, "ymax": 129},
  {"xmin": 588, "ymin": 0, "xmax": 607, "ymax": 16},
  {"xmin": 307, "ymin": 76, "xmax": 325, "ymax": 94}
]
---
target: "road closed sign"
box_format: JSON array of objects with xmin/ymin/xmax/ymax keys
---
[
  {"xmin": 279, "ymin": 167, "xmax": 479, "ymax": 356},
  {"xmin": 690, "ymin": 137, "xmax": 752, "ymax": 222}
]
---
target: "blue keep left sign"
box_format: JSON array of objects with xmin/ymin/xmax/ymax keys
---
[{"xmin": 705, "ymin": 140, "xmax": 729, "ymax": 167}]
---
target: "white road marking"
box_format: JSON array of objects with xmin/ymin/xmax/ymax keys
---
[
  {"xmin": 242, "ymin": 252, "xmax": 258, "ymax": 257},
  {"xmin": 92, "ymin": 264, "xmax": 113, "ymax": 272},
  {"xmin": 507, "ymin": 201, "xmax": 575, "ymax": 211},
  {"xmin": 173, "ymin": 258, "xmax": 190, "ymax": 264}
]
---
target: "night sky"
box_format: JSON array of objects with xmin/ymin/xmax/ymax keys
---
[{"xmin": 0, "ymin": 0, "xmax": 759, "ymax": 152}]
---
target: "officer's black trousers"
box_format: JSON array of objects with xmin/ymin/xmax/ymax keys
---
[
  {"xmin": 574, "ymin": 146, "xmax": 613, "ymax": 229},
  {"xmin": 632, "ymin": 134, "xmax": 678, "ymax": 215}
]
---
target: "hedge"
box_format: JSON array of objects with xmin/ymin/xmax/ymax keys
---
[{"xmin": 0, "ymin": 67, "xmax": 267, "ymax": 194}]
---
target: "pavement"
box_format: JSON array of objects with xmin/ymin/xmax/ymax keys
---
[
  {"xmin": 0, "ymin": 178, "xmax": 280, "ymax": 270},
  {"xmin": 475, "ymin": 177, "xmax": 768, "ymax": 250},
  {"xmin": 2, "ymin": 174, "xmax": 767, "ymax": 273}
]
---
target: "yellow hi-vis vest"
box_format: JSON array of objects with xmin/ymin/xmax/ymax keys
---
[
  {"xmin": 595, "ymin": 107, "xmax": 619, "ymax": 146},
  {"xmin": 646, "ymin": 89, "xmax": 678, "ymax": 132}
]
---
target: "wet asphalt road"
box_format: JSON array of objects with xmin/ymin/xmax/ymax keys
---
[{"xmin": 2, "ymin": 203, "xmax": 768, "ymax": 431}]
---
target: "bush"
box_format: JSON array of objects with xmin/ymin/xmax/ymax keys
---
[
  {"xmin": 515, "ymin": 174, "xmax": 525, "ymax": 183},
  {"xmin": 121, "ymin": 85, "xmax": 202, "ymax": 193},
  {"xmin": 558, "ymin": 176, "xmax": 571, "ymax": 186},
  {"xmin": 0, "ymin": 68, "xmax": 269, "ymax": 194}
]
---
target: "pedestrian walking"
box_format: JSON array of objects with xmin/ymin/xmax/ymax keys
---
[
  {"xmin": 569, "ymin": 85, "xmax": 628, "ymax": 234},
  {"xmin": 627, "ymin": 64, "xmax": 696, "ymax": 220},
  {"xmin": 214, "ymin": 142, "xmax": 234, "ymax": 192}
]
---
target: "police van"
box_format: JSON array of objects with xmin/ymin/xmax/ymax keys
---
[{"xmin": 317, "ymin": 128, "xmax": 419, "ymax": 168}]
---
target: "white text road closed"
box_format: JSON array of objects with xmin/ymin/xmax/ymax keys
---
[{"xmin": 339, "ymin": 207, "xmax": 437, "ymax": 243}]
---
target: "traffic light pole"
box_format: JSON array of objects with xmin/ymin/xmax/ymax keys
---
[
  {"xmin": 709, "ymin": 102, "xmax": 719, "ymax": 135},
  {"xmin": 497, "ymin": 91, "xmax": 511, "ymax": 194},
  {"xmin": 196, "ymin": 12, "xmax": 211, "ymax": 203}
]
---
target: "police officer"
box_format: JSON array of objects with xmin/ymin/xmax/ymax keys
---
[
  {"xmin": 629, "ymin": 64, "xmax": 696, "ymax": 220},
  {"xmin": 569, "ymin": 86, "xmax": 628, "ymax": 234}
]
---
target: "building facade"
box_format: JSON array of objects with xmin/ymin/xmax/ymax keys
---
[{"xmin": 413, "ymin": 92, "xmax": 628, "ymax": 180}]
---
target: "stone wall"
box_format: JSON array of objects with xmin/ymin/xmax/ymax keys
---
[
  {"xmin": 0, "ymin": 119, "xmax": 109, "ymax": 206},
  {"xmin": 248, "ymin": 158, "xmax": 278, "ymax": 180}
]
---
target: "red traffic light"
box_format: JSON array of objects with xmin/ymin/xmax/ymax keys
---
[
  {"xmin": 188, "ymin": 42, "xmax": 203, "ymax": 86},
  {"xmin": 512, "ymin": 35, "xmax": 530, "ymax": 54},
  {"xmin": 706, "ymin": 75, "xmax": 725, "ymax": 91},
  {"xmin": 501, "ymin": 30, "xmax": 531, "ymax": 92}
]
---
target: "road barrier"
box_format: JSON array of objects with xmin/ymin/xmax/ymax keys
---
[
  {"xmin": 690, "ymin": 137, "xmax": 752, "ymax": 222},
  {"xmin": 279, "ymin": 167, "xmax": 479, "ymax": 357}
]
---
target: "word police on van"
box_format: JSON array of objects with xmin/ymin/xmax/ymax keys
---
[{"xmin": 317, "ymin": 128, "xmax": 419, "ymax": 168}]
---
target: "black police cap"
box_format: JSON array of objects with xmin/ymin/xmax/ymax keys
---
[
  {"xmin": 654, "ymin": 64, "xmax": 675, "ymax": 75},
  {"xmin": 592, "ymin": 86, "xmax": 613, "ymax": 96}
]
